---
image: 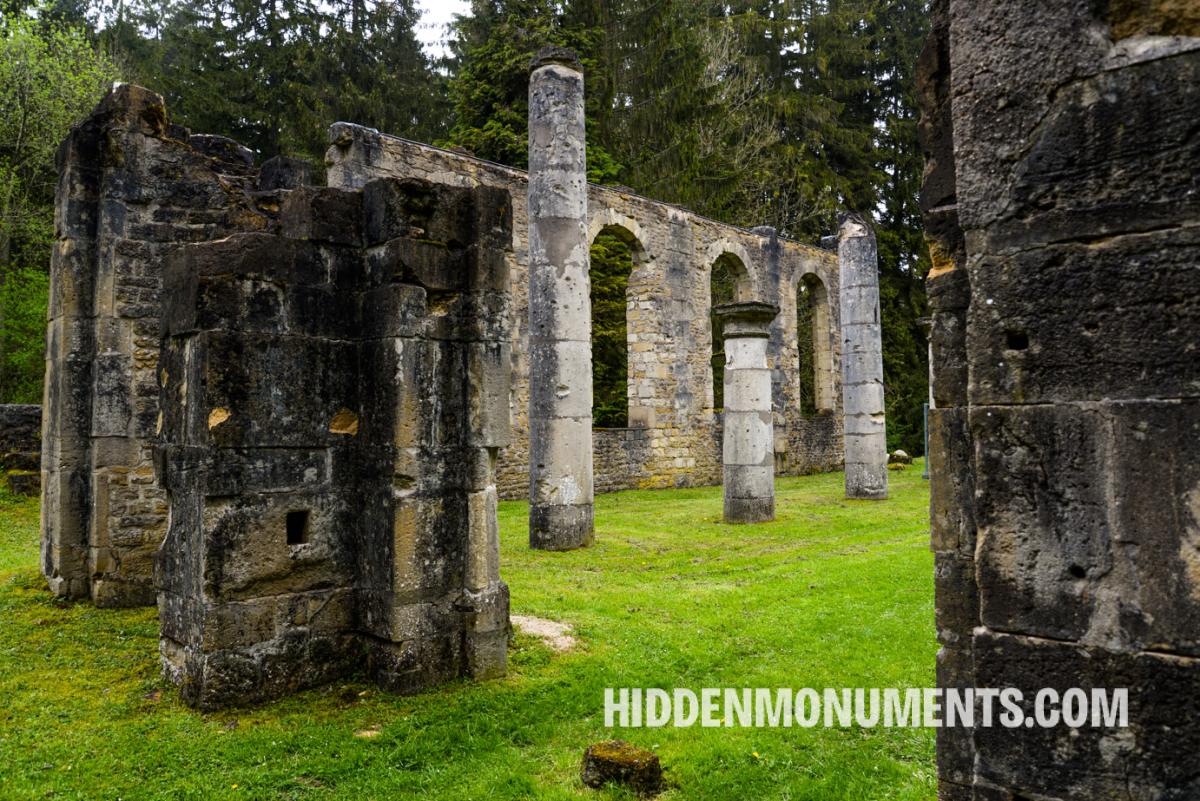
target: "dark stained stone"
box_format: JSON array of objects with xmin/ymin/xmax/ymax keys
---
[{"xmin": 581, "ymin": 740, "xmax": 664, "ymax": 797}]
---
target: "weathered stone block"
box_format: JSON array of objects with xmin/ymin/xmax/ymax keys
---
[
  {"xmin": 280, "ymin": 186, "xmax": 363, "ymax": 246},
  {"xmin": 366, "ymin": 235, "xmax": 468, "ymax": 291},
  {"xmin": 360, "ymin": 283, "xmax": 428, "ymax": 338},
  {"xmin": 972, "ymin": 403, "xmax": 1109, "ymax": 642},
  {"xmin": 258, "ymin": 155, "xmax": 313, "ymax": 190},
  {"xmin": 973, "ymin": 630, "xmax": 1200, "ymax": 800},
  {"xmin": 362, "ymin": 177, "xmax": 475, "ymax": 249},
  {"xmin": 928, "ymin": 407, "xmax": 975, "ymax": 555},
  {"xmin": 1103, "ymin": 399, "xmax": 1200, "ymax": 656},
  {"xmin": 581, "ymin": 740, "xmax": 664, "ymax": 797},
  {"xmin": 466, "ymin": 343, "xmax": 512, "ymax": 449},
  {"xmin": 968, "ymin": 229, "xmax": 1200, "ymax": 406}
]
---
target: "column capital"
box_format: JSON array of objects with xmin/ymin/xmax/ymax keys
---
[
  {"xmin": 838, "ymin": 210, "xmax": 875, "ymax": 241},
  {"xmin": 530, "ymin": 46, "xmax": 582, "ymax": 73},
  {"xmin": 713, "ymin": 301, "xmax": 779, "ymax": 338}
]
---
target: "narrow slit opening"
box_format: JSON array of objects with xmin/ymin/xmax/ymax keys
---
[{"xmin": 286, "ymin": 510, "xmax": 310, "ymax": 545}]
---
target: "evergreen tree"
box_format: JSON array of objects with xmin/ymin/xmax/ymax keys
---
[
  {"xmin": 101, "ymin": 0, "xmax": 444, "ymax": 162},
  {"xmin": 444, "ymin": 0, "xmax": 617, "ymax": 178},
  {"xmin": 589, "ymin": 230, "xmax": 631, "ymax": 427}
]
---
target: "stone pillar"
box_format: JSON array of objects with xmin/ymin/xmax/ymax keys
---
[
  {"xmin": 838, "ymin": 212, "xmax": 887, "ymax": 500},
  {"xmin": 526, "ymin": 47, "xmax": 593, "ymax": 550},
  {"xmin": 717, "ymin": 302, "xmax": 779, "ymax": 524}
]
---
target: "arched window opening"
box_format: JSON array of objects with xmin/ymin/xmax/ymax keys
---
[
  {"xmin": 798, "ymin": 273, "xmax": 834, "ymax": 416},
  {"xmin": 590, "ymin": 226, "xmax": 638, "ymax": 428},
  {"xmin": 709, "ymin": 254, "xmax": 744, "ymax": 410}
]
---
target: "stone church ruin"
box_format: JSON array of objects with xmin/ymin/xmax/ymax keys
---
[
  {"xmin": 39, "ymin": 49, "xmax": 886, "ymax": 707},
  {"xmin": 21, "ymin": 0, "xmax": 1200, "ymax": 791}
]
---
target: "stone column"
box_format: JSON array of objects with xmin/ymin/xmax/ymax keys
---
[
  {"xmin": 717, "ymin": 302, "xmax": 779, "ymax": 524},
  {"xmin": 838, "ymin": 212, "xmax": 888, "ymax": 500},
  {"xmin": 526, "ymin": 47, "xmax": 593, "ymax": 550}
]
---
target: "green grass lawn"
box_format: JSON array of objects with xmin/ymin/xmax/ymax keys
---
[{"xmin": 0, "ymin": 465, "xmax": 935, "ymax": 801}]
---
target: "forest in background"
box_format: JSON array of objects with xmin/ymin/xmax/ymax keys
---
[{"xmin": 0, "ymin": 0, "xmax": 930, "ymax": 453}]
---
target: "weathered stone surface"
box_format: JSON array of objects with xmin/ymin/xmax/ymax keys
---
[
  {"xmin": 43, "ymin": 85, "xmax": 512, "ymax": 709},
  {"xmin": 44, "ymin": 84, "xmax": 273, "ymax": 608},
  {"xmin": 973, "ymin": 631, "xmax": 1200, "ymax": 800},
  {"xmin": 838, "ymin": 213, "xmax": 887, "ymax": 500},
  {"xmin": 156, "ymin": 168, "xmax": 513, "ymax": 709},
  {"xmin": 0, "ymin": 404, "xmax": 41, "ymax": 472},
  {"xmin": 581, "ymin": 740, "xmax": 664, "ymax": 796},
  {"xmin": 525, "ymin": 49, "xmax": 594, "ymax": 550},
  {"xmin": 716, "ymin": 302, "xmax": 779, "ymax": 524},
  {"xmin": 258, "ymin": 155, "xmax": 313, "ymax": 190},
  {"xmin": 920, "ymin": 1, "xmax": 1200, "ymax": 797}
]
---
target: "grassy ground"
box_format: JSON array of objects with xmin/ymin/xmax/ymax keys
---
[{"xmin": 0, "ymin": 464, "xmax": 934, "ymax": 801}]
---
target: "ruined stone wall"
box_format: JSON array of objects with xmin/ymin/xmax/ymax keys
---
[
  {"xmin": 40, "ymin": 86, "xmax": 512, "ymax": 709},
  {"xmin": 43, "ymin": 85, "xmax": 286, "ymax": 607},
  {"xmin": 920, "ymin": 2, "xmax": 1200, "ymax": 798},
  {"xmin": 0, "ymin": 405, "xmax": 41, "ymax": 472},
  {"xmin": 154, "ymin": 175, "xmax": 513, "ymax": 709},
  {"xmin": 325, "ymin": 128, "xmax": 843, "ymax": 500}
]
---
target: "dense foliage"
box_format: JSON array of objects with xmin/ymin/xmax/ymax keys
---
[
  {"xmin": 96, "ymin": 0, "xmax": 445, "ymax": 159},
  {"xmin": 589, "ymin": 229, "xmax": 633, "ymax": 428},
  {"xmin": 0, "ymin": 0, "xmax": 930, "ymax": 451},
  {"xmin": 0, "ymin": 11, "xmax": 115, "ymax": 402}
]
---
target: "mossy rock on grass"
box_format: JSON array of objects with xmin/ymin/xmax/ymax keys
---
[
  {"xmin": 5, "ymin": 471, "xmax": 39, "ymax": 497},
  {"xmin": 581, "ymin": 739, "xmax": 664, "ymax": 796}
]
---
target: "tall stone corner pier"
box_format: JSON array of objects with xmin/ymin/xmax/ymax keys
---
[
  {"xmin": 837, "ymin": 211, "xmax": 887, "ymax": 500},
  {"xmin": 526, "ymin": 46, "xmax": 594, "ymax": 550},
  {"xmin": 716, "ymin": 301, "xmax": 780, "ymax": 524},
  {"xmin": 920, "ymin": 1, "xmax": 1200, "ymax": 798}
]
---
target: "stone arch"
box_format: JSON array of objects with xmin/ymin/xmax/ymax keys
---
[
  {"xmin": 589, "ymin": 222, "xmax": 649, "ymax": 428},
  {"xmin": 705, "ymin": 240, "xmax": 754, "ymax": 301},
  {"xmin": 588, "ymin": 208, "xmax": 649, "ymax": 260},
  {"xmin": 797, "ymin": 271, "xmax": 836, "ymax": 415}
]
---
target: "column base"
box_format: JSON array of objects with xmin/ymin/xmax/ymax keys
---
[
  {"xmin": 724, "ymin": 496, "xmax": 775, "ymax": 524},
  {"xmin": 845, "ymin": 462, "xmax": 888, "ymax": 500},
  {"xmin": 529, "ymin": 504, "xmax": 594, "ymax": 550}
]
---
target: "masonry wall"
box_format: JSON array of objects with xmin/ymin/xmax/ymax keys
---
[
  {"xmin": 326, "ymin": 128, "xmax": 843, "ymax": 500},
  {"xmin": 920, "ymin": 2, "xmax": 1200, "ymax": 798},
  {"xmin": 154, "ymin": 175, "xmax": 513, "ymax": 710},
  {"xmin": 41, "ymin": 88, "xmax": 514, "ymax": 710},
  {"xmin": 43, "ymin": 85, "xmax": 284, "ymax": 607},
  {"xmin": 0, "ymin": 405, "xmax": 41, "ymax": 472}
]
